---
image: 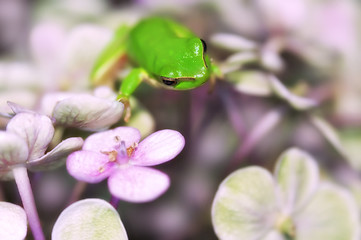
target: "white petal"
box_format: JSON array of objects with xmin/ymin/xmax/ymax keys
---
[
  {"xmin": 52, "ymin": 198, "xmax": 128, "ymax": 240},
  {"xmin": 40, "ymin": 92, "xmax": 78, "ymax": 117},
  {"xmin": 6, "ymin": 112, "xmax": 54, "ymax": 160},
  {"xmin": 260, "ymin": 230, "xmax": 285, "ymax": 240},
  {"xmin": 60, "ymin": 25, "xmax": 112, "ymax": 89},
  {"xmin": 268, "ymin": 75, "xmax": 318, "ymax": 110},
  {"xmin": 0, "ymin": 202, "xmax": 27, "ymax": 240},
  {"xmin": 310, "ymin": 115, "xmax": 348, "ymax": 159},
  {"xmin": 28, "ymin": 137, "xmax": 84, "ymax": 171},
  {"xmin": 295, "ymin": 183, "xmax": 360, "ymax": 240},
  {"xmin": 53, "ymin": 94, "xmax": 123, "ymax": 130},
  {"xmin": 274, "ymin": 148, "xmax": 319, "ymax": 214},
  {"xmin": 211, "ymin": 33, "xmax": 258, "ymax": 51},
  {"xmin": 228, "ymin": 70, "xmax": 272, "ymax": 96},
  {"xmin": 212, "ymin": 167, "xmax": 278, "ymax": 240},
  {"xmin": 0, "ymin": 131, "xmax": 29, "ymax": 170}
]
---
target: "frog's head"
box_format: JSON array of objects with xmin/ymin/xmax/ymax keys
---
[{"xmin": 157, "ymin": 38, "xmax": 211, "ymax": 90}]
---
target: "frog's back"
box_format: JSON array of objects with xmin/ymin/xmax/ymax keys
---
[{"xmin": 126, "ymin": 17, "xmax": 197, "ymax": 74}]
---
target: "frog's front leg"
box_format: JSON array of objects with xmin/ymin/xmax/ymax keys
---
[{"xmin": 117, "ymin": 68, "xmax": 148, "ymax": 122}]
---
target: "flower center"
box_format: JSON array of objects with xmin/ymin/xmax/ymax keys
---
[
  {"xmin": 276, "ymin": 214, "xmax": 296, "ymax": 240},
  {"xmin": 100, "ymin": 137, "xmax": 138, "ymax": 165}
]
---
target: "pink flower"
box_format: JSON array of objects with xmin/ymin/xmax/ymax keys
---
[{"xmin": 66, "ymin": 127, "xmax": 185, "ymax": 203}]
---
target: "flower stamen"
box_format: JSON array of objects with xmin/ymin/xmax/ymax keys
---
[
  {"xmin": 100, "ymin": 150, "xmax": 118, "ymax": 162},
  {"xmin": 126, "ymin": 142, "xmax": 138, "ymax": 157}
]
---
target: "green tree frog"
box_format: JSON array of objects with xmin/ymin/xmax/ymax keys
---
[{"xmin": 91, "ymin": 17, "xmax": 221, "ymax": 121}]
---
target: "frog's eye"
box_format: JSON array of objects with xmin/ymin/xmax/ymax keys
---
[
  {"xmin": 200, "ymin": 39, "xmax": 207, "ymax": 53},
  {"xmin": 161, "ymin": 77, "xmax": 178, "ymax": 86}
]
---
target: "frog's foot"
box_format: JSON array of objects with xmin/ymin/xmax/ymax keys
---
[
  {"xmin": 208, "ymin": 63, "xmax": 223, "ymax": 94},
  {"xmin": 208, "ymin": 75, "xmax": 217, "ymax": 94},
  {"xmin": 117, "ymin": 96, "xmax": 131, "ymax": 122}
]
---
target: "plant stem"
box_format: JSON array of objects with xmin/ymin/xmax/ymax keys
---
[
  {"xmin": 225, "ymin": 107, "xmax": 285, "ymax": 175},
  {"xmin": 67, "ymin": 181, "xmax": 87, "ymax": 206},
  {"xmin": 13, "ymin": 167, "xmax": 45, "ymax": 240},
  {"xmin": 110, "ymin": 195, "xmax": 120, "ymax": 209}
]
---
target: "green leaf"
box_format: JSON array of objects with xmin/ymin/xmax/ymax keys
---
[
  {"xmin": 52, "ymin": 198, "xmax": 128, "ymax": 240},
  {"xmin": 212, "ymin": 167, "xmax": 278, "ymax": 240},
  {"xmin": 274, "ymin": 148, "xmax": 319, "ymax": 214},
  {"xmin": 295, "ymin": 183, "xmax": 360, "ymax": 240}
]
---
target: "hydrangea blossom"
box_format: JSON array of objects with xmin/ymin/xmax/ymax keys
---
[
  {"xmin": 0, "ymin": 110, "xmax": 83, "ymax": 240},
  {"xmin": 212, "ymin": 148, "xmax": 360, "ymax": 240},
  {"xmin": 67, "ymin": 127, "xmax": 185, "ymax": 203},
  {"xmin": 0, "ymin": 109, "xmax": 83, "ymax": 177}
]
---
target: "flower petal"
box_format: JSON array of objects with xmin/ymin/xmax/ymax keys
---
[
  {"xmin": 228, "ymin": 70, "xmax": 272, "ymax": 96},
  {"xmin": 131, "ymin": 129, "xmax": 185, "ymax": 166},
  {"xmin": 52, "ymin": 198, "xmax": 128, "ymax": 240},
  {"xmin": 268, "ymin": 75, "xmax": 318, "ymax": 110},
  {"xmin": 274, "ymin": 148, "xmax": 319, "ymax": 214},
  {"xmin": 7, "ymin": 101, "xmax": 34, "ymax": 114},
  {"xmin": 261, "ymin": 230, "xmax": 285, "ymax": 240},
  {"xmin": 211, "ymin": 167, "xmax": 278, "ymax": 240},
  {"xmin": 0, "ymin": 131, "xmax": 29, "ymax": 170},
  {"xmin": 66, "ymin": 150, "xmax": 113, "ymax": 183},
  {"xmin": 83, "ymin": 127, "xmax": 141, "ymax": 153},
  {"xmin": 40, "ymin": 92, "xmax": 78, "ymax": 117},
  {"xmin": 210, "ymin": 33, "xmax": 258, "ymax": 51},
  {"xmin": 6, "ymin": 112, "xmax": 54, "ymax": 161},
  {"xmin": 28, "ymin": 137, "xmax": 84, "ymax": 171},
  {"xmin": 0, "ymin": 202, "xmax": 27, "ymax": 240},
  {"xmin": 61, "ymin": 25, "xmax": 112, "ymax": 89},
  {"xmin": 52, "ymin": 94, "xmax": 123, "ymax": 130},
  {"xmin": 108, "ymin": 166, "xmax": 170, "ymax": 203},
  {"xmin": 295, "ymin": 183, "xmax": 360, "ymax": 240},
  {"xmin": 310, "ymin": 115, "xmax": 348, "ymax": 159}
]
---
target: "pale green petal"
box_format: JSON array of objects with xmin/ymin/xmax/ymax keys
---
[
  {"xmin": 310, "ymin": 115, "xmax": 348, "ymax": 159},
  {"xmin": 268, "ymin": 75, "xmax": 317, "ymax": 110},
  {"xmin": 0, "ymin": 202, "xmax": 27, "ymax": 240},
  {"xmin": 6, "ymin": 112, "xmax": 54, "ymax": 161},
  {"xmin": 210, "ymin": 33, "xmax": 258, "ymax": 52},
  {"xmin": 295, "ymin": 183, "xmax": 360, "ymax": 240},
  {"xmin": 222, "ymin": 52, "xmax": 258, "ymax": 73},
  {"xmin": 52, "ymin": 198, "xmax": 128, "ymax": 240},
  {"xmin": 227, "ymin": 70, "xmax": 272, "ymax": 96},
  {"xmin": 53, "ymin": 94, "xmax": 123, "ymax": 130},
  {"xmin": 260, "ymin": 230, "xmax": 285, "ymax": 240},
  {"xmin": 339, "ymin": 129, "xmax": 361, "ymax": 170},
  {"xmin": 274, "ymin": 148, "xmax": 319, "ymax": 214},
  {"xmin": 0, "ymin": 131, "xmax": 29, "ymax": 171},
  {"xmin": 28, "ymin": 137, "xmax": 84, "ymax": 171},
  {"xmin": 212, "ymin": 167, "xmax": 278, "ymax": 240},
  {"xmin": 125, "ymin": 97, "xmax": 155, "ymax": 138}
]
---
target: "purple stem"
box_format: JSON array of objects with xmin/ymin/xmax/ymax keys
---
[
  {"xmin": 219, "ymin": 86, "xmax": 247, "ymax": 138},
  {"xmin": 226, "ymin": 107, "xmax": 285, "ymax": 174},
  {"xmin": 67, "ymin": 181, "xmax": 88, "ymax": 206},
  {"xmin": 13, "ymin": 167, "xmax": 45, "ymax": 240},
  {"xmin": 110, "ymin": 195, "xmax": 120, "ymax": 209}
]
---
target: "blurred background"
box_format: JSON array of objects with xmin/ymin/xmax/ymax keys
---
[{"xmin": 0, "ymin": 0, "xmax": 361, "ymax": 239}]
